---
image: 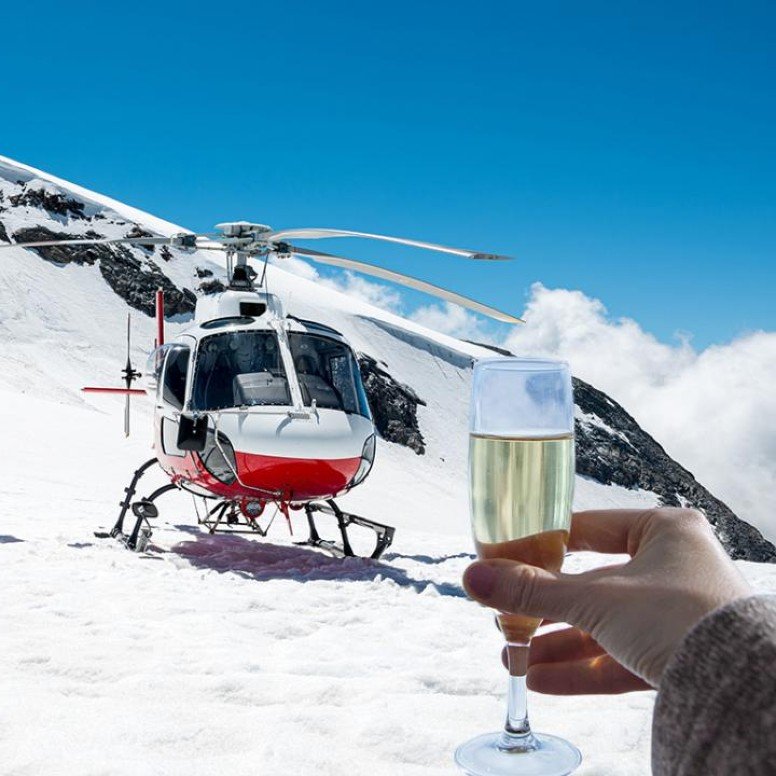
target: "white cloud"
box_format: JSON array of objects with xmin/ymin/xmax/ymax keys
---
[
  {"xmin": 318, "ymin": 271, "xmax": 403, "ymax": 311},
  {"xmin": 270, "ymin": 255, "xmax": 319, "ymax": 281},
  {"xmin": 410, "ymin": 302, "xmax": 494, "ymax": 342},
  {"xmin": 266, "ymin": 262, "xmax": 776, "ymax": 542},
  {"xmin": 271, "ymin": 256, "xmax": 402, "ymax": 311},
  {"xmin": 505, "ymin": 284, "xmax": 776, "ymax": 542}
]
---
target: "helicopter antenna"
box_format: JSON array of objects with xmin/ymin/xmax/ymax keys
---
[{"xmin": 258, "ymin": 251, "xmax": 270, "ymax": 288}]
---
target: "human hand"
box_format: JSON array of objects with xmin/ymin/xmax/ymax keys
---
[{"xmin": 463, "ymin": 509, "xmax": 752, "ymax": 690}]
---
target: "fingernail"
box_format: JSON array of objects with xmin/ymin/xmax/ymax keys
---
[{"xmin": 465, "ymin": 562, "xmax": 497, "ymax": 599}]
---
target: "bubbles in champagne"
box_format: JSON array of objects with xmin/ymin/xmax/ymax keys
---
[{"xmin": 469, "ymin": 434, "xmax": 575, "ymax": 642}]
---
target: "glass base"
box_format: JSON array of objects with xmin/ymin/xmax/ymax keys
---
[{"xmin": 455, "ymin": 731, "xmax": 581, "ymax": 776}]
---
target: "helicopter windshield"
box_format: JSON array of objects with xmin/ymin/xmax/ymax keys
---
[
  {"xmin": 288, "ymin": 332, "xmax": 370, "ymax": 418},
  {"xmin": 192, "ymin": 330, "xmax": 290, "ymax": 410}
]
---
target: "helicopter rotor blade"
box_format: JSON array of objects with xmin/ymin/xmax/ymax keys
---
[
  {"xmin": 0, "ymin": 236, "xmax": 175, "ymax": 250},
  {"xmin": 266, "ymin": 228, "xmax": 513, "ymax": 262},
  {"xmin": 289, "ymin": 247, "xmax": 524, "ymax": 324}
]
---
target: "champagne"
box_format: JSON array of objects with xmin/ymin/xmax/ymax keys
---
[{"xmin": 469, "ymin": 433, "xmax": 574, "ymax": 643}]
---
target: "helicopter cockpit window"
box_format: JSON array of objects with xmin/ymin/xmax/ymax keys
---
[
  {"xmin": 191, "ymin": 330, "xmax": 290, "ymax": 410},
  {"xmin": 162, "ymin": 345, "xmax": 190, "ymax": 410},
  {"xmin": 288, "ymin": 333, "xmax": 371, "ymax": 418}
]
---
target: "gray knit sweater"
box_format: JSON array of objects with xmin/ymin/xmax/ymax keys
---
[{"xmin": 652, "ymin": 595, "xmax": 776, "ymax": 775}]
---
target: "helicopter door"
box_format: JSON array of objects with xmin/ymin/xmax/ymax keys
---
[
  {"xmin": 288, "ymin": 333, "xmax": 371, "ymax": 417},
  {"xmin": 158, "ymin": 344, "xmax": 191, "ymax": 457}
]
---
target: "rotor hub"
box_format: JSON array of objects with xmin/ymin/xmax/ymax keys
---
[{"xmin": 215, "ymin": 221, "xmax": 273, "ymax": 239}]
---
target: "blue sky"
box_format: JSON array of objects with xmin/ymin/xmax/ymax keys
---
[{"xmin": 2, "ymin": 0, "xmax": 774, "ymax": 348}]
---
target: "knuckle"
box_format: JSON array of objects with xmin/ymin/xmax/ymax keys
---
[
  {"xmin": 675, "ymin": 507, "xmax": 709, "ymax": 533},
  {"xmin": 682, "ymin": 507, "xmax": 706, "ymax": 525},
  {"xmin": 650, "ymin": 507, "xmax": 708, "ymax": 534},
  {"xmin": 503, "ymin": 564, "xmax": 540, "ymax": 613}
]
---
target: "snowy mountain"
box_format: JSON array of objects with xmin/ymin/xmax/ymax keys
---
[
  {"xmin": 3, "ymin": 155, "xmax": 776, "ymax": 776},
  {"xmin": 1, "ymin": 154, "xmax": 771, "ymax": 561}
]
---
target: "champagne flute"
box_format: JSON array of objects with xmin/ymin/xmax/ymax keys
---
[{"xmin": 455, "ymin": 357, "xmax": 581, "ymax": 776}]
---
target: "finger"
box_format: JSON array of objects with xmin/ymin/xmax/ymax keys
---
[
  {"xmin": 502, "ymin": 628, "xmax": 603, "ymax": 669},
  {"xmin": 528, "ymin": 655, "xmax": 652, "ymax": 695},
  {"xmin": 529, "ymin": 627, "xmax": 603, "ymax": 667},
  {"xmin": 569, "ymin": 509, "xmax": 653, "ymax": 555},
  {"xmin": 464, "ymin": 559, "xmax": 586, "ymax": 625}
]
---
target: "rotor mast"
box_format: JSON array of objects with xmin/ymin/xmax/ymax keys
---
[{"xmin": 216, "ymin": 222, "xmax": 276, "ymax": 291}]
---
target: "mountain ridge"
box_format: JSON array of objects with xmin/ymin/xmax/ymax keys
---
[{"xmin": 1, "ymin": 154, "xmax": 773, "ymax": 562}]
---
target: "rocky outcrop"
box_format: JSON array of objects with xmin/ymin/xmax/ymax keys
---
[
  {"xmin": 194, "ymin": 267, "xmax": 225, "ymax": 294},
  {"xmin": 125, "ymin": 225, "xmax": 156, "ymax": 252},
  {"xmin": 13, "ymin": 226, "xmax": 104, "ymax": 265},
  {"xmin": 9, "ymin": 183, "xmax": 87, "ymax": 220},
  {"xmin": 358, "ymin": 354, "xmax": 426, "ymax": 455},
  {"xmin": 97, "ymin": 247, "xmax": 196, "ymax": 317},
  {"xmin": 574, "ymin": 377, "xmax": 776, "ymax": 561},
  {"xmin": 0, "ymin": 220, "xmax": 9, "ymax": 243},
  {"xmin": 198, "ymin": 278, "xmax": 226, "ymax": 295},
  {"xmin": 13, "ymin": 226, "xmax": 196, "ymax": 317}
]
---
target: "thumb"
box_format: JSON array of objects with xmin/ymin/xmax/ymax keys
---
[{"xmin": 463, "ymin": 559, "xmax": 586, "ymax": 625}]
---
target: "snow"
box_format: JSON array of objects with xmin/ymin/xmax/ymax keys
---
[
  {"xmin": 2, "ymin": 155, "xmax": 776, "ymax": 775},
  {"xmin": 2, "ymin": 389, "xmax": 774, "ymax": 775},
  {"xmin": 576, "ymin": 409, "xmax": 633, "ymax": 447}
]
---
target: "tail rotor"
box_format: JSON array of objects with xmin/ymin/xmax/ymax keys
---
[
  {"xmin": 83, "ymin": 313, "xmax": 145, "ymax": 436},
  {"xmin": 121, "ymin": 314, "xmax": 142, "ymax": 436}
]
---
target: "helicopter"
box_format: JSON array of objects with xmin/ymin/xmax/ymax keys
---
[{"xmin": 3, "ymin": 222, "xmax": 521, "ymax": 558}]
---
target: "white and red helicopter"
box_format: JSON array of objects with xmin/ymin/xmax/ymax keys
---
[{"xmin": 4, "ymin": 222, "xmax": 520, "ymax": 557}]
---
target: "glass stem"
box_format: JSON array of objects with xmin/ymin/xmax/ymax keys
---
[{"xmin": 499, "ymin": 642, "xmax": 538, "ymax": 751}]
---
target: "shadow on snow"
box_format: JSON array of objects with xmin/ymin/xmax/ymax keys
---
[{"xmin": 168, "ymin": 526, "xmax": 466, "ymax": 598}]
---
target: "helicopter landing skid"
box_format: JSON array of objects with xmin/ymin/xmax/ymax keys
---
[
  {"xmin": 298, "ymin": 500, "xmax": 395, "ymax": 560},
  {"xmin": 197, "ymin": 500, "xmax": 271, "ymax": 536},
  {"xmin": 94, "ymin": 457, "xmax": 177, "ymax": 552}
]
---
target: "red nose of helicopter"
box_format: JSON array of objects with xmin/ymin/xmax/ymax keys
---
[{"xmin": 234, "ymin": 450, "xmax": 362, "ymax": 501}]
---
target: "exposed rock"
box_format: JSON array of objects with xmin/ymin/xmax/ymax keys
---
[
  {"xmin": 9, "ymin": 183, "xmax": 86, "ymax": 220},
  {"xmin": 198, "ymin": 278, "xmax": 226, "ymax": 295},
  {"xmin": 160, "ymin": 246, "xmax": 172, "ymax": 262},
  {"xmin": 13, "ymin": 226, "xmax": 196, "ymax": 317},
  {"xmin": 13, "ymin": 226, "xmax": 104, "ymax": 265},
  {"xmin": 98, "ymin": 248, "xmax": 196, "ymax": 317},
  {"xmin": 358, "ymin": 354, "xmax": 426, "ymax": 455},
  {"xmin": 0, "ymin": 220, "xmax": 8, "ymax": 243},
  {"xmin": 126, "ymin": 225, "xmax": 156, "ymax": 253},
  {"xmin": 196, "ymin": 267, "xmax": 213, "ymax": 278},
  {"xmin": 574, "ymin": 377, "xmax": 776, "ymax": 561}
]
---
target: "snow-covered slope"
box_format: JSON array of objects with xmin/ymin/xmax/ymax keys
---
[
  {"xmin": 0, "ymin": 156, "xmax": 655, "ymax": 534},
  {"xmin": 0, "ymin": 153, "xmax": 771, "ymax": 558},
  {"xmin": 2, "ymin": 155, "xmax": 775, "ymax": 776}
]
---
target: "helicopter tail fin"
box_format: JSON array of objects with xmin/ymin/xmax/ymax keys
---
[{"xmin": 155, "ymin": 288, "xmax": 165, "ymax": 347}]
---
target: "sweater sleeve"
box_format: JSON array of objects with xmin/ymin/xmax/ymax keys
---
[{"xmin": 652, "ymin": 594, "xmax": 776, "ymax": 776}]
